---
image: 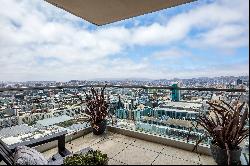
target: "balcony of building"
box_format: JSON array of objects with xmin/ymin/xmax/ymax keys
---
[
  {"xmin": 42, "ymin": 130, "xmax": 216, "ymax": 165},
  {"xmin": 0, "ymin": 85, "xmax": 249, "ymax": 165}
]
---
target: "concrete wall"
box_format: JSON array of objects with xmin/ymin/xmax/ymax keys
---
[
  {"xmin": 34, "ymin": 125, "xmax": 211, "ymax": 156},
  {"xmin": 107, "ymin": 126, "xmax": 212, "ymax": 156}
]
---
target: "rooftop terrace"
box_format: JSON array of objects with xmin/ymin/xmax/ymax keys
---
[
  {"xmin": 0, "ymin": 85, "xmax": 248, "ymax": 165},
  {"xmin": 42, "ymin": 131, "xmax": 216, "ymax": 165}
]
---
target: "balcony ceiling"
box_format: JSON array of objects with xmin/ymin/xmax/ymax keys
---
[{"xmin": 45, "ymin": 0, "xmax": 196, "ymax": 26}]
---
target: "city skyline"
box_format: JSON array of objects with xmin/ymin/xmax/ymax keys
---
[
  {"xmin": 0, "ymin": 0, "xmax": 249, "ymax": 81},
  {"xmin": 0, "ymin": 75, "xmax": 249, "ymax": 83}
]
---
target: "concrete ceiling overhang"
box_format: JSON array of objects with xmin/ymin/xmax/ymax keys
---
[{"xmin": 45, "ymin": 0, "xmax": 197, "ymax": 26}]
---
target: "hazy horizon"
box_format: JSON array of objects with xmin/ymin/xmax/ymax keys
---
[{"xmin": 0, "ymin": 75, "xmax": 249, "ymax": 83}]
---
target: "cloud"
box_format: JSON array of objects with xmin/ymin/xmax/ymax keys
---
[
  {"xmin": 130, "ymin": 0, "xmax": 249, "ymax": 49},
  {"xmin": 186, "ymin": 24, "xmax": 249, "ymax": 50},
  {"xmin": 0, "ymin": 0, "xmax": 248, "ymax": 81},
  {"xmin": 152, "ymin": 48, "xmax": 192, "ymax": 60}
]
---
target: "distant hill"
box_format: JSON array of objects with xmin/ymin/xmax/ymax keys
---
[{"xmin": 89, "ymin": 77, "xmax": 153, "ymax": 81}]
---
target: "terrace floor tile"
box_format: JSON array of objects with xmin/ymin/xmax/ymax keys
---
[
  {"xmin": 108, "ymin": 158, "xmax": 127, "ymax": 165},
  {"xmin": 42, "ymin": 131, "xmax": 216, "ymax": 165},
  {"xmin": 107, "ymin": 133, "xmax": 137, "ymax": 145},
  {"xmin": 89, "ymin": 138, "xmax": 128, "ymax": 158},
  {"xmin": 43, "ymin": 147, "xmax": 58, "ymax": 160},
  {"xmin": 199, "ymin": 154, "xmax": 217, "ymax": 165},
  {"xmin": 161, "ymin": 145, "xmax": 200, "ymax": 163},
  {"xmin": 113, "ymin": 145, "xmax": 159, "ymax": 165},
  {"xmin": 152, "ymin": 153, "xmax": 199, "ymax": 165},
  {"xmin": 130, "ymin": 138, "xmax": 165, "ymax": 153}
]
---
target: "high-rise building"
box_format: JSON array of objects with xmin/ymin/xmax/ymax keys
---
[
  {"xmin": 171, "ymin": 83, "xmax": 181, "ymax": 102},
  {"xmin": 236, "ymin": 79, "xmax": 243, "ymax": 85},
  {"xmin": 115, "ymin": 108, "xmax": 128, "ymax": 119}
]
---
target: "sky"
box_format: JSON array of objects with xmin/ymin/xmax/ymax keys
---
[{"xmin": 0, "ymin": 0, "xmax": 249, "ymax": 81}]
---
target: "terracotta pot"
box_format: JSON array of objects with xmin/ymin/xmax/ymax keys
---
[
  {"xmin": 91, "ymin": 120, "xmax": 107, "ymax": 135},
  {"xmin": 210, "ymin": 142, "xmax": 242, "ymax": 165}
]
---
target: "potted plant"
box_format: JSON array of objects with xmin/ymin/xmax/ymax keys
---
[
  {"xmin": 84, "ymin": 86, "xmax": 109, "ymax": 135},
  {"xmin": 63, "ymin": 150, "xmax": 108, "ymax": 165},
  {"xmin": 192, "ymin": 100, "xmax": 249, "ymax": 165}
]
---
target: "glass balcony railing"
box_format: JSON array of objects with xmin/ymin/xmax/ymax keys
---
[
  {"xmin": 106, "ymin": 113, "xmax": 212, "ymax": 146},
  {"xmin": 0, "ymin": 85, "xmax": 248, "ymax": 152}
]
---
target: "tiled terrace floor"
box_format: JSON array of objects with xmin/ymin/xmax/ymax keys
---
[{"xmin": 43, "ymin": 131, "xmax": 217, "ymax": 165}]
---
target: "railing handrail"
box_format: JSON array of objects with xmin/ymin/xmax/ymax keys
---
[{"xmin": 0, "ymin": 84, "xmax": 247, "ymax": 92}]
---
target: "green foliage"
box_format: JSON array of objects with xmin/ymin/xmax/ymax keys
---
[
  {"xmin": 56, "ymin": 119, "xmax": 75, "ymax": 128},
  {"xmin": 64, "ymin": 150, "xmax": 108, "ymax": 165}
]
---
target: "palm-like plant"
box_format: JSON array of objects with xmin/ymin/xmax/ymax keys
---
[
  {"xmin": 84, "ymin": 86, "xmax": 109, "ymax": 125},
  {"xmin": 192, "ymin": 100, "xmax": 249, "ymax": 165},
  {"xmin": 199, "ymin": 100, "xmax": 248, "ymax": 148},
  {"xmin": 75, "ymin": 85, "xmax": 110, "ymax": 132}
]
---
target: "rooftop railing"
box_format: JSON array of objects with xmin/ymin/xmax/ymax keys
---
[{"xmin": 0, "ymin": 84, "xmax": 249, "ymax": 160}]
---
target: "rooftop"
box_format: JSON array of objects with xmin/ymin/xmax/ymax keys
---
[
  {"xmin": 162, "ymin": 101, "xmax": 203, "ymax": 109},
  {"xmin": 0, "ymin": 124, "xmax": 35, "ymax": 138},
  {"xmin": 36, "ymin": 115, "xmax": 73, "ymax": 127}
]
